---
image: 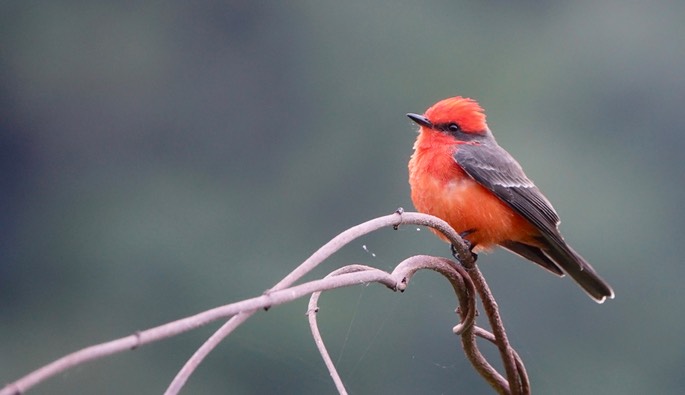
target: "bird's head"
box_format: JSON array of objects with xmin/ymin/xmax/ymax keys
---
[{"xmin": 407, "ymin": 96, "xmax": 489, "ymax": 141}]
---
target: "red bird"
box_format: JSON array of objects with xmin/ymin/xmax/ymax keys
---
[{"xmin": 407, "ymin": 96, "xmax": 614, "ymax": 303}]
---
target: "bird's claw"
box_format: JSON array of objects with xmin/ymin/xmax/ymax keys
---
[
  {"xmin": 451, "ymin": 244, "xmax": 478, "ymax": 265},
  {"xmin": 451, "ymin": 229, "xmax": 478, "ymax": 263}
]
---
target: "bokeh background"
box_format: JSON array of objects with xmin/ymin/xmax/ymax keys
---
[{"xmin": 2, "ymin": 1, "xmax": 684, "ymax": 394}]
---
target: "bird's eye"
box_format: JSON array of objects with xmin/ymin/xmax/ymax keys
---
[{"xmin": 448, "ymin": 123, "xmax": 460, "ymax": 132}]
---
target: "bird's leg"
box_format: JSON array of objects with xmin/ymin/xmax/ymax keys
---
[{"xmin": 452, "ymin": 229, "xmax": 478, "ymax": 263}]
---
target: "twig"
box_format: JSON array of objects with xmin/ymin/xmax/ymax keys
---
[
  {"xmin": 307, "ymin": 265, "xmax": 378, "ymax": 395},
  {"xmin": 461, "ymin": 324, "xmax": 509, "ymax": 394},
  {"xmin": 0, "ymin": 269, "xmax": 409, "ymax": 395},
  {"xmin": 468, "ymin": 266, "xmax": 526, "ymax": 395},
  {"xmin": 473, "ymin": 327, "xmax": 530, "ymax": 394},
  {"xmin": 429, "ymin": 212, "xmax": 527, "ymax": 395},
  {"xmin": 307, "ymin": 256, "xmax": 478, "ymax": 394},
  {"xmin": 163, "ymin": 312, "xmax": 252, "ymax": 395},
  {"xmin": 1, "ymin": 211, "xmax": 528, "ymax": 395},
  {"xmin": 166, "ymin": 210, "xmax": 467, "ymax": 393}
]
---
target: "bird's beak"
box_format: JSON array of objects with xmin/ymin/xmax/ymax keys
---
[{"xmin": 406, "ymin": 113, "xmax": 433, "ymax": 129}]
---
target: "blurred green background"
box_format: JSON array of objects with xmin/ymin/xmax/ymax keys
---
[{"xmin": 2, "ymin": 1, "xmax": 684, "ymax": 394}]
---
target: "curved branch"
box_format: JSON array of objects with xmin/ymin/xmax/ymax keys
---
[
  {"xmin": 2, "ymin": 211, "xmax": 528, "ymax": 395},
  {"xmin": 166, "ymin": 210, "xmax": 471, "ymax": 393},
  {"xmin": 0, "ymin": 269, "xmax": 403, "ymax": 395},
  {"xmin": 306, "ymin": 256, "xmax": 478, "ymax": 394},
  {"xmin": 307, "ymin": 265, "xmax": 380, "ymax": 395},
  {"xmin": 401, "ymin": 212, "xmax": 527, "ymax": 394},
  {"xmin": 303, "ymin": 253, "xmax": 529, "ymax": 395},
  {"xmin": 473, "ymin": 327, "xmax": 530, "ymax": 395},
  {"xmin": 468, "ymin": 265, "xmax": 525, "ymax": 395}
]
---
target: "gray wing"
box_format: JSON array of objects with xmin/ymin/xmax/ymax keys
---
[
  {"xmin": 455, "ymin": 142, "xmax": 615, "ymax": 302},
  {"xmin": 454, "ymin": 142, "xmax": 564, "ymax": 247}
]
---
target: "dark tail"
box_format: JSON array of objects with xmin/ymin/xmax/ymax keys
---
[{"xmin": 542, "ymin": 240, "xmax": 615, "ymax": 303}]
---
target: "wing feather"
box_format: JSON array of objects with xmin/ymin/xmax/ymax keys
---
[
  {"xmin": 454, "ymin": 142, "xmax": 563, "ymax": 245},
  {"xmin": 454, "ymin": 140, "xmax": 615, "ymax": 302}
]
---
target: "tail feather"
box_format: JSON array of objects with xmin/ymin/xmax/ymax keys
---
[
  {"xmin": 542, "ymin": 241, "xmax": 615, "ymax": 303},
  {"xmin": 500, "ymin": 241, "xmax": 564, "ymax": 276}
]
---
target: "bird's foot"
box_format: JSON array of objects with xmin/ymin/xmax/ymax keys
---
[
  {"xmin": 451, "ymin": 229, "xmax": 478, "ymax": 263},
  {"xmin": 451, "ymin": 243, "xmax": 478, "ymax": 263}
]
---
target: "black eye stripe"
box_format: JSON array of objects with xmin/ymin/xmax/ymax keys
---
[{"xmin": 434, "ymin": 122, "xmax": 480, "ymax": 141}]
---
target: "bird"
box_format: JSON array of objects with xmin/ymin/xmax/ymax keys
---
[{"xmin": 407, "ymin": 96, "xmax": 614, "ymax": 303}]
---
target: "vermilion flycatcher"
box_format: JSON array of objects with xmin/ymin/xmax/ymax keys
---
[{"xmin": 407, "ymin": 96, "xmax": 614, "ymax": 303}]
